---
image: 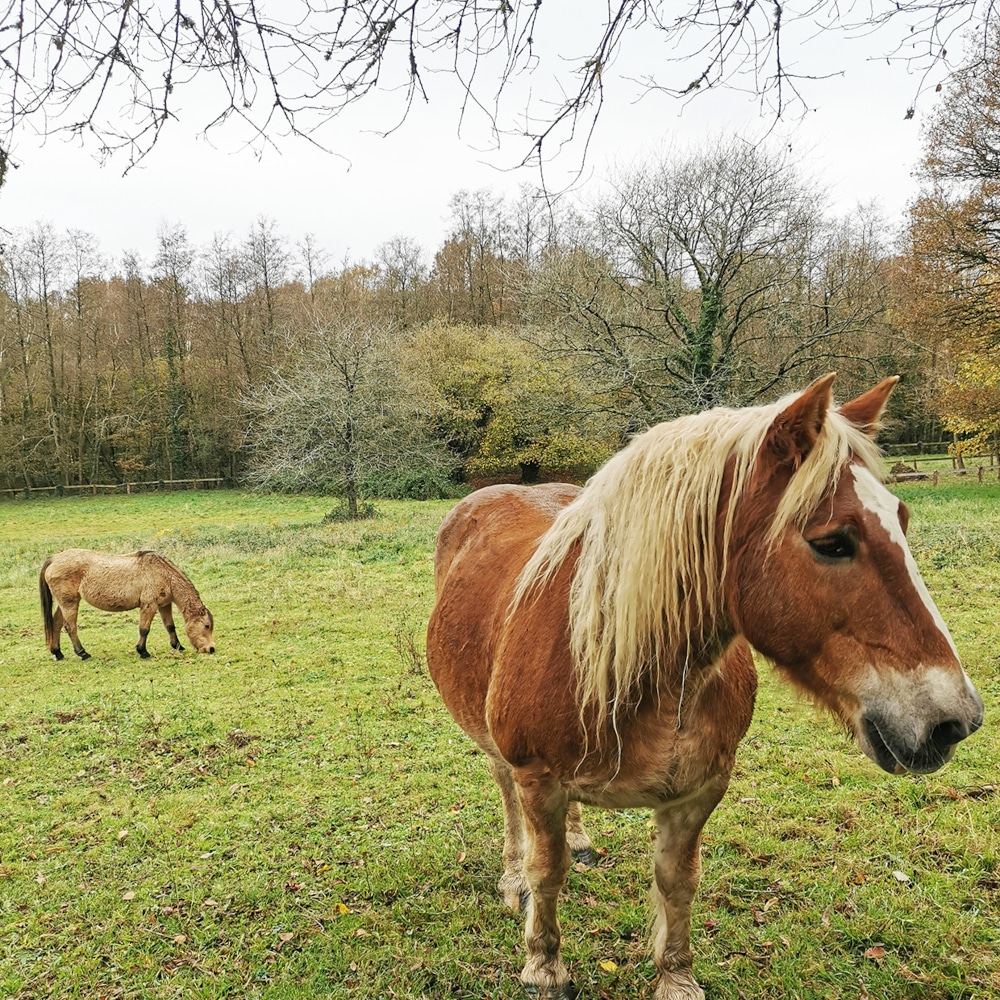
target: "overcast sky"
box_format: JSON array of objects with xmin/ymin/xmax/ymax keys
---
[{"xmin": 0, "ymin": 8, "xmax": 957, "ymax": 269}]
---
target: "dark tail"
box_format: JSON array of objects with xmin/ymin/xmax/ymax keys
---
[{"xmin": 40, "ymin": 558, "xmax": 56, "ymax": 649}]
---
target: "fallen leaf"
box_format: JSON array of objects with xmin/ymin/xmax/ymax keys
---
[
  {"xmin": 892, "ymin": 870, "xmax": 910, "ymax": 883},
  {"xmin": 333, "ymin": 902, "xmax": 351, "ymax": 915},
  {"xmin": 865, "ymin": 946, "xmax": 886, "ymax": 961},
  {"xmin": 173, "ymin": 934, "xmax": 187, "ymax": 944},
  {"xmin": 122, "ymin": 891, "xmax": 136, "ymax": 900},
  {"xmin": 598, "ymin": 959, "xmax": 618, "ymax": 972},
  {"xmin": 278, "ymin": 932, "xmax": 294, "ymax": 942},
  {"xmin": 117, "ymin": 829, "xmax": 128, "ymax": 841}
]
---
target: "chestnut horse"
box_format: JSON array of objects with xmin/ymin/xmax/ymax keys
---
[
  {"xmin": 426, "ymin": 375, "xmax": 984, "ymax": 1000},
  {"xmin": 40, "ymin": 549, "xmax": 216, "ymax": 660}
]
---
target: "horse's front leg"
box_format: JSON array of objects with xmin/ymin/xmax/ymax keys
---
[
  {"xmin": 515, "ymin": 767, "xmax": 574, "ymax": 999},
  {"xmin": 159, "ymin": 604, "xmax": 184, "ymax": 650},
  {"xmin": 650, "ymin": 777, "xmax": 729, "ymax": 1000},
  {"xmin": 136, "ymin": 603, "xmax": 157, "ymax": 658}
]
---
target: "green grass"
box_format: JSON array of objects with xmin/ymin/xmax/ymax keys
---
[{"xmin": 1, "ymin": 484, "xmax": 998, "ymax": 999}]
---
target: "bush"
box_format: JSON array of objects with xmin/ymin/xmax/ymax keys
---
[
  {"xmin": 361, "ymin": 462, "xmax": 468, "ymax": 501},
  {"xmin": 322, "ymin": 499, "xmax": 381, "ymax": 523}
]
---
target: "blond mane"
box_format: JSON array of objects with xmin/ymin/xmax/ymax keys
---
[{"xmin": 513, "ymin": 390, "xmax": 885, "ymax": 737}]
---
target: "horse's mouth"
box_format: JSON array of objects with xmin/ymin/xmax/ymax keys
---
[
  {"xmin": 862, "ymin": 718, "xmax": 906, "ymax": 774},
  {"xmin": 862, "ymin": 716, "xmax": 954, "ymax": 775}
]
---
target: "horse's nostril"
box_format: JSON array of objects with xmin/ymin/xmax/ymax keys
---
[{"xmin": 929, "ymin": 719, "xmax": 968, "ymax": 749}]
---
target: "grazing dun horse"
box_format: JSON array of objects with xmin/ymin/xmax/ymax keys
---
[
  {"xmin": 426, "ymin": 375, "xmax": 984, "ymax": 1000},
  {"xmin": 40, "ymin": 549, "xmax": 215, "ymax": 660}
]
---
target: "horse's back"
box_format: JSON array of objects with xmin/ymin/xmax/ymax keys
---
[
  {"xmin": 43, "ymin": 548, "xmax": 155, "ymax": 611},
  {"xmin": 433, "ymin": 483, "xmax": 580, "ymax": 593},
  {"xmin": 428, "ymin": 483, "xmax": 580, "ymax": 748}
]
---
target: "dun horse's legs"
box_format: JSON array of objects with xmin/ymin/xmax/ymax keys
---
[
  {"xmin": 649, "ymin": 778, "xmax": 728, "ymax": 1000},
  {"xmin": 58, "ymin": 601, "xmax": 90, "ymax": 660},
  {"xmin": 49, "ymin": 605, "xmax": 65, "ymax": 659},
  {"xmin": 486, "ymin": 755, "xmax": 528, "ymax": 910},
  {"xmin": 136, "ymin": 603, "xmax": 157, "ymax": 658},
  {"xmin": 159, "ymin": 605, "xmax": 184, "ymax": 650},
  {"xmin": 565, "ymin": 801, "xmax": 596, "ymax": 866},
  {"xmin": 515, "ymin": 770, "xmax": 574, "ymax": 999}
]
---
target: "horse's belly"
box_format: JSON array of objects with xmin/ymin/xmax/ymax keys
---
[
  {"xmin": 78, "ymin": 583, "xmax": 141, "ymax": 613},
  {"xmin": 428, "ymin": 485, "xmax": 577, "ymax": 754}
]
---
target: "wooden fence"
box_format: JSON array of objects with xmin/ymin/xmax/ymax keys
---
[
  {"xmin": 1, "ymin": 478, "xmax": 229, "ymax": 501},
  {"xmin": 887, "ymin": 461, "xmax": 1000, "ymax": 483}
]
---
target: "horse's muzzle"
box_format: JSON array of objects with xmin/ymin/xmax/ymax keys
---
[{"xmin": 862, "ymin": 701, "xmax": 984, "ymax": 775}]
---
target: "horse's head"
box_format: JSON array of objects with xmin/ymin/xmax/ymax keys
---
[
  {"xmin": 185, "ymin": 606, "xmax": 216, "ymax": 654},
  {"xmin": 727, "ymin": 374, "xmax": 983, "ymax": 774}
]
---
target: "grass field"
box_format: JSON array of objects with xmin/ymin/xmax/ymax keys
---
[{"xmin": 1, "ymin": 483, "xmax": 998, "ymax": 1000}]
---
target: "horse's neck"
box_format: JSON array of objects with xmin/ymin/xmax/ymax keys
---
[
  {"xmin": 164, "ymin": 563, "xmax": 201, "ymax": 612},
  {"xmin": 655, "ymin": 619, "xmax": 738, "ymax": 700}
]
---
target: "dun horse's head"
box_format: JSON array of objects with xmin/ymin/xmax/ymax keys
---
[
  {"xmin": 728, "ymin": 374, "xmax": 983, "ymax": 775},
  {"xmin": 185, "ymin": 606, "xmax": 216, "ymax": 654}
]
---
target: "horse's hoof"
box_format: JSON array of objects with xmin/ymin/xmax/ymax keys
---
[
  {"xmin": 522, "ymin": 982, "xmax": 578, "ymax": 999},
  {"xmin": 571, "ymin": 847, "xmax": 599, "ymax": 867},
  {"xmin": 137, "ymin": 649, "xmax": 151, "ymax": 660},
  {"xmin": 77, "ymin": 651, "xmax": 90, "ymax": 661},
  {"xmin": 52, "ymin": 650, "xmax": 64, "ymax": 661}
]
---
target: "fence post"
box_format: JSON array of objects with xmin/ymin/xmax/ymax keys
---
[{"xmin": 933, "ymin": 471, "xmax": 940, "ymax": 486}]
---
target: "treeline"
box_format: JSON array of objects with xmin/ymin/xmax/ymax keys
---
[{"xmin": 0, "ymin": 137, "xmax": 949, "ymax": 497}]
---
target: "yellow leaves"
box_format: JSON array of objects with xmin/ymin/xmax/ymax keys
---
[{"xmin": 598, "ymin": 959, "xmax": 618, "ymax": 973}]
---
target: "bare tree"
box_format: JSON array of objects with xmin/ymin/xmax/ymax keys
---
[
  {"xmin": 244, "ymin": 312, "xmax": 451, "ymax": 518},
  {"xmin": 0, "ymin": 1, "xmax": 984, "ymax": 176},
  {"xmin": 527, "ymin": 138, "xmax": 892, "ymax": 429}
]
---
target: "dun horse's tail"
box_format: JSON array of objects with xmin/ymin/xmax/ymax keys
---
[{"xmin": 39, "ymin": 558, "xmax": 56, "ymax": 649}]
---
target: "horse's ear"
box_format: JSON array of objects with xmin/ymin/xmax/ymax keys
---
[
  {"xmin": 837, "ymin": 376, "xmax": 900, "ymax": 438},
  {"xmin": 762, "ymin": 372, "xmax": 837, "ymax": 470}
]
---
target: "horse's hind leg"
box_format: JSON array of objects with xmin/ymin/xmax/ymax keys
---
[
  {"xmin": 649, "ymin": 778, "xmax": 729, "ymax": 1000},
  {"xmin": 59, "ymin": 601, "xmax": 90, "ymax": 660},
  {"xmin": 49, "ymin": 605, "xmax": 65, "ymax": 660},
  {"xmin": 515, "ymin": 768, "xmax": 574, "ymax": 998},
  {"xmin": 566, "ymin": 801, "xmax": 597, "ymax": 867},
  {"xmin": 486, "ymin": 755, "xmax": 528, "ymax": 911}
]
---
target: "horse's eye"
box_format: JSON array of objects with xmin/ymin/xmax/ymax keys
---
[{"xmin": 808, "ymin": 533, "xmax": 856, "ymax": 562}]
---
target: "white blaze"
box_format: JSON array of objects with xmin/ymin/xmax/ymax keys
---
[{"xmin": 850, "ymin": 465, "xmax": 961, "ymax": 662}]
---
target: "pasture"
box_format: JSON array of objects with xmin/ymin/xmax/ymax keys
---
[{"xmin": 0, "ymin": 485, "xmax": 998, "ymax": 999}]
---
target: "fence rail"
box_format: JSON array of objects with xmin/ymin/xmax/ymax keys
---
[
  {"xmin": 1, "ymin": 478, "xmax": 229, "ymax": 500},
  {"xmin": 888, "ymin": 462, "xmax": 1000, "ymax": 483}
]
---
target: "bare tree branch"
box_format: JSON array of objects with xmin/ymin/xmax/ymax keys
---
[{"xmin": 0, "ymin": 0, "xmax": 994, "ymax": 176}]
